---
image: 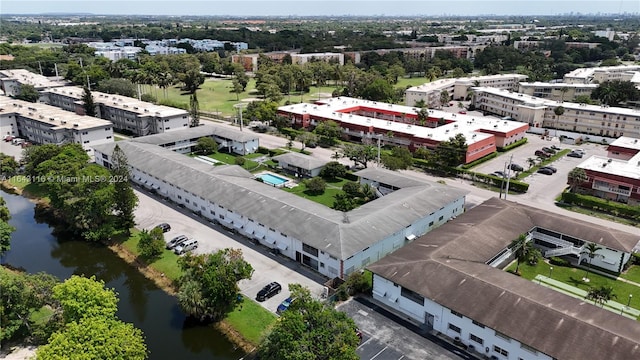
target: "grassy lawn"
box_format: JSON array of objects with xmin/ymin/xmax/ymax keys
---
[
  {"xmin": 507, "ymin": 261, "xmax": 640, "ymax": 304},
  {"xmin": 396, "ymin": 76, "xmax": 433, "ymax": 88},
  {"xmin": 114, "ymin": 136, "xmax": 126, "ymax": 141},
  {"xmin": 283, "ymin": 180, "xmax": 342, "ymax": 208},
  {"xmin": 225, "ymin": 298, "xmax": 277, "ymax": 345},
  {"xmin": 620, "ymin": 265, "xmax": 640, "ymax": 284},
  {"xmin": 157, "ymin": 78, "xmax": 338, "ymax": 117},
  {"xmin": 206, "ymin": 152, "xmax": 260, "ymax": 171},
  {"xmin": 121, "ymin": 230, "xmax": 183, "ymax": 281},
  {"xmin": 7, "ymin": 175, "xmax": 50, "ymax": 201}
]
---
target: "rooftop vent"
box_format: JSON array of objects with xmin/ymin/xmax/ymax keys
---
[
  {"xmin": 607, "ymin": 158, "xmax": 612, "ymax": 163},
  {"xmin": 61, "ymin": 120, "xmax": 67, "ymax": 124}
]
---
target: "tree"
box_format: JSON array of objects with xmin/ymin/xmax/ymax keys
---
[
  {"xmin": 342, "ymin": 181, "xmax": 361, "ymax": 198},
  {"xmin": 360, "ymin": 78, "xmax": 395, "ymax": 102},
  {"xmin": 230, "ymin": 78, "xmax": 244, "ymax": 101},
  {"xmin": 194, "ymin": 137, "xmax": 218, "ymax": 155},
  {"xmin": 137, "ymin": 228, "xmax": 164, "ymax": 261},
  {"xmin": 381, "ymin": 146, "xmax": 413, "ymax": 171},
  {"xmin": 110, "ymin": 144, "xmax": 137, "ymax": 229},
  {"xmin": 581, "ymin": 243, "xmax": 602, "ymax": 282},
  {"xmin": 591, "ymin": 80, "xmax": 640, "ymax": 106},
  {"xmin": 314, "ymin": 120, "xmax": 343, "ymax": 147},
  {"xmin": 433, "ymin": 134, "xmax": 468, "ymax": 168},
  {"xmin": 554, "ymin": 106, "xmax": 565, "ymax": 117},
  {"xmin": 296, "ymin": 132, "xmax": 318, "ymax": 150},
  {"xmin": 320, "ymin": 161, "xmax": 347, "ymax": 180},
  {"xmin": 511, "ymin": 234, "xmax": 532, "ymax": 274},
  {"xmin": 0, "ymin": 219, "xmax": 16, "ymax": 256},
  {"xmin": 440, "ymin": 90, "xmax": 450, "ymax": 107},
  {"xmin": 257, "ymin": 284, "xmax": 360, "ymax": 360},
  {"xmin": 0, "ymin": 154, "xmax": 19, "ymax": 177},
  {"xmin": 340, "ymin": 144, "xmax": 376, "ymax": 168},
  {"xmin": 306, "ymin": 177, "xmax": 326, "ymax": 194},
  {"xmin": 82, "ymin": 86, "xmax": 96, "ymax": 117},
  {"xmin": 97, "ymin": 78, "xmax": 136, "ymax": 97},
  {"xmin": 189, "ymin": 92, "xmax": 200, "ymax": 127},
  {"xmin": 36, "ymin": 316, "xmax": 148, "ymax": 360},
  {"xmin": 567, "ymin": 167, "xmax": 587, "ymax": 192},
  {"xmin": 15, "ymin": 84, "xmax": 40, "ymax": 102},
  {"xmin": 52, "ymin": 275, "xmax": 118, "ymax": 324},
  {"xmin": 177, "ymin": 249, "xmax": 253, "ymax": 321},
  {"xmin": 585, "ymin": 285, "xmax": 616, "ymax": 308},
  {"xmin": 416, "ymin": 107, "xmax": 429, "ymax": 126},
  {"xmin": 526, "ymin": 157, "xmax": 536, "ymax": 169},
  {"xmin": 180, "ymin": 68, "xmax": 205, "ymax": 94},
  {"xmin": 23, "ymin": 144, "xmax": 63, "ymax": 177}
]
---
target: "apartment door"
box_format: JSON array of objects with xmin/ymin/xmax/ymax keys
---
[{"xmin": 424, "ymin": 312, "xmax": 434, "ymax": 331}]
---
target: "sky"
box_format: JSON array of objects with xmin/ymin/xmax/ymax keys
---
[{"xmin": 1, "ymin": 0, "xmax": 639, "ymax": 17}]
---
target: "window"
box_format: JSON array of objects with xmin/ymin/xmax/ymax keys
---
[
  {"xmin": 448, "ymin": 323, "xmax": 461, "ymax": 333},
  {"xmin": 185, "ymin": 199, "xmax": 190, "ymax": 203},
  {"xmin": 451, "ymin": 310, "xmax": 463, "ymax": 318},
  {"xmin": 472, "ymin": 320, "xmax": 485, "ymax": 328},
  {"xmin": 302, "ymin": 243, "xmax": 319, "ymax": 257},
  {"xmin": 439, "ymin": 215, "xmax": 444, "ymax": 221},
  {"xmin": 429, "ymin": 221, "xmax": 434, "ymax": 227},
  {"xmin": 400, "ymin": 287, "xmax": 424, "ymax": 305},
  {"xmin": 495, "ymin": 331, "xmax": 511, "ymax": 342},
  {"xmin": 469, "ymin": 334, "xmax": 483, "ymax": 345},
  {"xmin": 493, "ymin": 345, "xmax": 508, "ymax": 357},
  {"xmin": 177, "ymin": 195, "xmax": 182, "ymax": 200}
]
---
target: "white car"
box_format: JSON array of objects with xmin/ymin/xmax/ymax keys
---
[
  {"xmin": 574, "ymin": 148, "xmax": 586, "ymax": 155},
  {"xmin": 174, "ymin": 239, "xmax": 198, "ymax": 255}
]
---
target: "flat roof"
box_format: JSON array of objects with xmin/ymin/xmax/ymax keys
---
[
  {"xmin": 519, "ymin": 82, "xmax": 599, "ymax": 89},
  {"xmin": 368, "ymin": 198, "xmax": 640, "ymax": 360},
  {"xmin": 92, "ymin": 141, "xmax": 468, "ymax": 260},
  {"xmin": 608, "ymin": 136, "xmax": 640, "ymax": 152},
  {"xmin": 564, "ymin": 65, "xmax": 640, "ymax": 80},
  {"xmin": 407, "ymin": 74, "xmax": 527, "ymax": 93},
  {"xmin": 281, "ymin": 97, "xmax": 527, "ymax": 143},
  {"xmin": 46, "ymin": 86, "xmax": 188, "ymax": 118},
  {"xmin": 578, "ymin": 155, "xmax": 640, "ymax": 180},
  {"xmin": 0, "ymin": 96, "xmax": 112, "ymax": 130},
  {"xmin": 0, "ymin": 69, "xmax": 68, "ymax": 89}
]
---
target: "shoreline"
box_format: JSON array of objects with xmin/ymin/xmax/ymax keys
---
[{"xmin": 0, "ymin": 180, "xmax": 257, "ymax": 355}]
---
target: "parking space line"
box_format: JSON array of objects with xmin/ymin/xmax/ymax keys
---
[
  {"xmin": 370, "ymin": 346, "xmax": 388, "ymax": 360},
  {"xmin": 357, "ymin": 338, "xmax": 373, "ymax": 349},
  {"xmin": 397, "ymin": 356, "xmax": 405, "ymax": 360}
]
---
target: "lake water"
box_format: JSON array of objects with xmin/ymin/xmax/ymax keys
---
[{"xmin": 0, "ymin": 189, "xmax": 244, "ymax": 360}]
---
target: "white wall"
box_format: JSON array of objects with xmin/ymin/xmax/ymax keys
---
[
  {"xmin": 0, "ymin": 114, "xmax": 18, "ymax": 138},
  {"xmin": 372, "ymin": 274, "xmax": 553, "ymax": 360}
]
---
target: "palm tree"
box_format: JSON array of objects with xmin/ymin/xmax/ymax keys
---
[
  {"xmin": 567, "ymin": 168, "xmax": 588, "ymax": 192},
  {"xmin": 586, "ymin": 285, "xmax": 616, "ymax": 307},
  {"xmin": 359, "ymin": 183, "xmax": 377, "ymax": 203},
  {"xmin": 559, "ymin": 87, "xmax": 570, "ymax": 102},
  {"xmin": 511, "ymin": 233, "xmax": 532, "ymax": 274},
  {"xmin": 526, "ymin": 157, "xmax": 536, "ymax": 169},
  {"xmin": 581, "ymin": 243, "xmax": 602, "ymax": 282}
]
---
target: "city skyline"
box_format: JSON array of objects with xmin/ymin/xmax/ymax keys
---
[{"xmin": 2, "ymin": 0, "xmax": 639, "ymax": 17}]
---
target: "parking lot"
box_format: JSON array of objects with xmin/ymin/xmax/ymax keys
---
[
  {"xmin": 338, "ymin": 298, "xmax": 474, "ymax": 360},
  {"xmin": 134, "ymin": 188, "xmax": 326, "ymax": 313},
  {"xmin": 1, "ymin": 139, "xmax": 25, "ymax": 160}
]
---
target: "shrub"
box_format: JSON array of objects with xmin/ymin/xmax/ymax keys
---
[
  {"xmin": 235, "ymin": 157, "xmax": 246, "ymax": 166},
  {"xmin": 257, "ymin": 146, "xmax": 270, "ymax": 154},
  {"xmin": 141, "ymin": 93, "xmax": 157, "ymax": 103},
  {"xmin": 497, "ymin": 138, "xmax": 528, "ymax": 152},
  {"xmin": 460, "ymin": 152, "xmax": 498, "ymax": 169},
  {"xmin": 550, "ymin": 257, "xmax": 570, "ymax": 267},
  {"xmin": 632, "ymin": 253, "xmax": 640, "ymax": 266}
]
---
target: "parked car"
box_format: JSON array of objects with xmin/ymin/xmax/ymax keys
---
[
  {"xmin": 567, "ymin": 151, "xmax": 583, "ymax": 158},
  {"xmin": 541, "ymin": 147, "xmax": 556, "ymax": 154},
  {"xmin": 574, "ymin": 148, "xmax": 586, "ymax": 155},
  {"xmin": 509, "ymin": 163, "xmax": 524, "ymax": 172},
  {"xmin": 492, "ymin": 171, "xmax": 509, "ymax": 178},
  {"xmin": 3, "ymin": 135, "xmax": 14, "ymax": 142},
  {"xmin": 540, "ymin": 166, "xmax": 557, "ymax": 173},
  {"xmin": 276, "ymin": 297, "xmax": 295, "ymax": 314},
  {"xmin": 166, "ymin": 235, "xmax": 188, "ymax": 250},
  {"xmin": 174, "ymin": 239, "xmax": 198, "ymax": 255},
  {"xmin": 12, "ymin": 138, "xmax": 25, "ymax": 145},
  {"xmin": 458, "ymin": 110, "xmax": 467, "ymax": 114},
  {"xmin": 155, "ymin": 223, "xmax": 171, "ymax": 233},
  {"xmin": 256, "ymin": 282, "xmax": 282, "ymax": 302},
  {"xmin": 535, "ymin": 150, "xmax": 551, "ymax": 158},
  {"xmin": 306, "ymin": 142, "xmax": 317, "ymax": 148},
  {"xmin": 537, "ymin": 168, "xmax": 554, "ymax": 175},
  {"xmin": 551, "ymin": 145, "xmax": 561, "ymax": 150}
]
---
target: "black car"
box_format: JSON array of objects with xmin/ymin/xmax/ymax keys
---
[
  {"xmin": 535, "ymin": 150, "xmax": 551, "ymax": 158},
  {"xmin": 537, "ymin": 168, "xmax": 554, "ymax": 175},
  {"xmin": 542, "ymin": 147, "xmax": 556, "ymax": 154},
  {"xmin": 540, "ymin": 166, "xmax": 557, "ymax": 173},
  {"xmin": 567, "ymin": 152, "xmax": 583, "ymax": 158},
  {"xmin": 155, "ymin": 223, "xmax": 171, "ymax": 233},
  {"xmin": 256, "ymin": 282, "xmax": 282, "ymax": 302},
  {"xmin": 509, "ymin": 163, "xmax": 524, "ymax": 172}
]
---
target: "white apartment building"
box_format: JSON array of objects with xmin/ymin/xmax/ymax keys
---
[
  {"xmin": 563, "ymin": 65, "xmax": 640, "ymax": 84},
  {"xmin": 0, "ymin": 69, "xmax": 67, "ymax": 98},
  {"xmin": 92, "ymin": 140, "xmax": 468, "ymax": 279},
  {"xmin": 369, "ymin": 198, "xmax": 640, "ymax": 360},
  {"xmin": 291, "ymin": 52, "xmax": 345, "ymax": 66},
  {"xmin": 0, "ymin": 97, "xmax": 113, "ymax": 156},
  {"xmin": 43, "ymin": 86, "xmax": 190, "ymax": 136},
  {"xmin": 472, "ymin": 87, "xmax": 640, "ymax": 138},
  {"xmin": 518, "ymin": 82, "xmax": 598, "ymax": 101},
  {"xmin": 405, "ymin": 74, "xmax": 527, "ymax": 108}
]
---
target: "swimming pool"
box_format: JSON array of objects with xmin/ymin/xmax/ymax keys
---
[{"xmin": 259, "ymin": 173, "xmax": 288, "ymax": 186}]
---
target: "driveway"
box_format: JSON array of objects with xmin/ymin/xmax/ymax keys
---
[
  {"xmin": 133, "ymin": 188, "xmax": 326, "ymax": 313},
  {"xmin": 337, "ymin": 297, "xmax": 475, "ymax": 360}
]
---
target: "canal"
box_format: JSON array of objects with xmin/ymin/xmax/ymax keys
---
[{"xmin": 1, "ymin": 189, "xmax": 244, "ymax": 360}]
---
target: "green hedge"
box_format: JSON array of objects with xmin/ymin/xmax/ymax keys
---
[
  {"xmin": 550, "ymin": 257, "xmax": 571, "ymax": 267},
  {"xmin": 280, "ymin": 127, "xmax": 302, "ymax": 139},
  {"xmin": 268, "ymin": 148, "xmax": 288, "ymax": 157},
  {"xmin": 561, "ymin": 192, "xmax": 640, "ymax": 220},
  {"xmin": 497, "ymin": 137, "xmax": 528, "ymax": 152},
  {"xmin": 343, "ymin": 172, "xmax": 359, "ymax": 181},
  {"xmin": 257, "ymin": 146, "xmax": 270, "ymax": 154}
]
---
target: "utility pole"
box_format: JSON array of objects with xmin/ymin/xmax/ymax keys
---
[
  {"xmin": 377, "ymin": 134, "xmax": 382, "ymax": 167},
  {"xmin": 504, "ymin": 154, "xmax": 513, "ymax": 200},
  {"xmin": 38, "ymin": 61, "xmax": 43, "ymax": 75},
  {"xmin": 54, "ymin": 63, "xmax": 59, "ymax": 78},
  {"xmin": 499, "ymin": 160, "xmax": 508, "ymax": 199},
  {"xmin": 86, "ymin": 74, "xmax": 91, "ymax": 90}
]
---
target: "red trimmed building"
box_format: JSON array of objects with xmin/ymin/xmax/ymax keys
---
[{"xmin": 277, "ymin": 97, "xmax": 529, "ymax": 164}]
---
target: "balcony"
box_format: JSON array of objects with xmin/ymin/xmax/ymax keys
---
[{"xmin": 593, "ymin": 180, "xmax": 632, "ymax": 196}]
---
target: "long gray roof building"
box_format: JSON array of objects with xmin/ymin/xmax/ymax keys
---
[
  {"xmin": 368, "ymin": 198, "xmax": 640, "ymax": 360},
  {"xmin": 93, "ymin": 141, "xmax": 468, "ymax": 260}
]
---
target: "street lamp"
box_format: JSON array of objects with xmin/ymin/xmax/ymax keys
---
[
  {"xmin": 233, "ymin": 103, "xmax": 247, "ymax": 132},
  {"xmin": 549, "ymin": 267, "xmax": 553, "ymax": 279},
  {"xmin": 622, "ymin": 294, "xmax": 632, "ymax": 315}
]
